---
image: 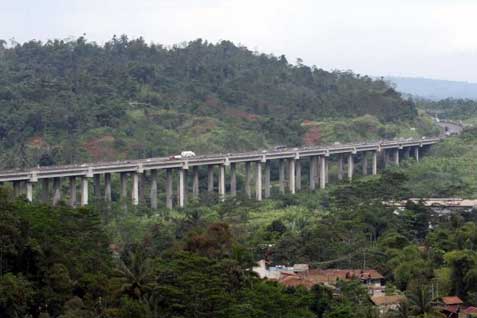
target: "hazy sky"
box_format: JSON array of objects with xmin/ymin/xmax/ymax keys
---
[{"xmin": 2, "ymin": 0, "xmax": 477, "ymax": 82}]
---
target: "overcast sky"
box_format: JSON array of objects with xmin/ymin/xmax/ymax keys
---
[{"xmin": 2, "ymin": 0, "xmax": 477, "ymax": 82}]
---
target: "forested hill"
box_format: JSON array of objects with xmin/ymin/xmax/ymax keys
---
[{"xmin": 0, "ymin": 36, "xmax": 424, "ymax": 168}]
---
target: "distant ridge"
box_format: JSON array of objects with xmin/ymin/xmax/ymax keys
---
[{"xmin": 385, "ymin": 76, "xmax": 477, "ymax": 100}]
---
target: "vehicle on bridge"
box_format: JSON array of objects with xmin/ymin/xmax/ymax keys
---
[{"xmin": 170, "ymin": 151, "xmax": 197, "ymax": 159}]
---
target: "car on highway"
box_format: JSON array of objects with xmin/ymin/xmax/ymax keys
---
[{"xmin": 169, "ymin": 151, "xmax": 196, "ymax": 160}]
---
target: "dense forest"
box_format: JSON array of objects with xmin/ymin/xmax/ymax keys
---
[
  {"xmin": 418, "ymin": 98, "xmax": 477, "ymax": 122},
  {"xmin": 0, "ymin": 36, "xmax": 435, "ymax": 168}
]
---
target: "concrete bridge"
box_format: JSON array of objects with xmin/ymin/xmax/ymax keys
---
[{"xmin": 0, "ymin": 137, "xmax": 440, "ymax": 209}]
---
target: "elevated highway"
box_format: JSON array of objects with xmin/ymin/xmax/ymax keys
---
[{"xmin": 1, "ymin": 137, "xmax": 440, "ymax": 209}]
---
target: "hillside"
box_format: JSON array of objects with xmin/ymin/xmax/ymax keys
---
[
  {"xmin": 0, "ymin": 36, "xmax": 434, "ymax": 168},
  {"xmin": 386, "ymin": 76, "xmax": 477, "ymax": 100}
]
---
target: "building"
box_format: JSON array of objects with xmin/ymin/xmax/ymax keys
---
[{"xmin": 371, "ymin": 295, "xmax": 407, "ymax": 315}]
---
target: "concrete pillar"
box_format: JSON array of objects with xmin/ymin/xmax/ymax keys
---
[
  {"xmin": 414, "ymin": 147, "xmax": 420, "ymax": 162},
  {"xmin": 93, "ymin": 174, "xmax": 101, "ymax": 200},
  {"xmin": 41, "ymin": 179, "xmax": 49, "ymax": 203},
  {"xmin": 192, "ymin": 167, "xmax": 199, "ymax": 199},
  {"xmin": 104, "ymin": 173, "xmax": 112, "ymax": 204},
  {"xmin": 348, "ymin": 154, "xmax": 354, "ymax": 181},
  {"xmin": 52, "ymin": 177, "xmax": 61, "ymax": 206},
  {"xmin": 245, "ymin": 162, "xmax": 252, "ymax": 198},
  {"xmin": 166, "ymin": 169, "xmax": 173, "ymax": 209},
  {"xmin": 288, "ymin": 159, "xmax": 296, "ymax": 194},
  {"xmin": 256, "ymin": 162, "xmax": 262, "ymax": 201},
  {"xmin": 219, "ymin": 165, "xmax": 226, "ymax": 201},
  {"xmin": 394, "ymin": 149, "xmax": 400, "ymax": 166},
  {"xmin": 338, "ymin": 156, "xmax": 344, "ymax": 180},
  {"xmin": 68, "ymin": 177, "xmax": 76, "ymax": 207},
  {"xmin": 80, "ymin": 177, "xmax": 88, "ymax": 206},
  {"xmin": 325, "ymin": 159, "xmax": 329, "ymax": 183},
  {"xmin": 26, "ymin": 182, "xmax": 33, "ymax": 202},
  {"xmin": 178, "ymin": 169, "xmax": 185, "ymax": 208},
  {"xmin": 309, "ymin": 157, "xmax": 316, "ymax": 190},
  {"xmin": 320, "ymin": 157, "xmax": 326, "ymax": 189},
  {"xmin": 362, "ymin": 154, "xmax": 368, "ymax": 176},
  {"xmin": 372, "ymin": 151, "xmax": 378, "ymax": 175},
  {"xmin": 208, "ymin": 165, "xmax": 214, "ymax": 192},
  {"xmin": 139, "ymin": 173, "xmax": 145, "ymax": 204},
  {"xmin": 264, "ymin": 161, "xmax": 271, "ymax": 198},
  {"xmin": 132, "ymin": 172, "xmax": 139, "ymax": 206},
  {"xmin": 150, "ymin": 170, "xmax": 158, "ymax": 209},
  {"xmin": 120, "ymin": 172, "xmax": 128, "ymax": 203},
  {"xmin": 295, "ymin": 160, "xmax": 301, "ymax": 191},
  {"xmin": 230, "ymin": 163, "xmax": 237, "ymax": 197},
  {"xmin": 279, "ymin": 159, "xmax": 286, "ymax": 194}
]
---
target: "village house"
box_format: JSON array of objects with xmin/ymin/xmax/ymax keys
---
[{"xmin": 371, "ymin": 295, "xmax": 407, "ymax": 315}]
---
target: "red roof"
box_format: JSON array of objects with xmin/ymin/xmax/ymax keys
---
[
  {"xmin": 442, "ymin": 296, "xmax": 464, "ymax": 305},
  {"xmin": 464, "ymin": 307, "xmax": 477, "ymax": 314}
]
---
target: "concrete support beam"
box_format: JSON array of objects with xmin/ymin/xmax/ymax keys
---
[
  {"xmin": 230, "ymin": 163, "xmax": 237, "ymax": 197},
  {"xmin": 104, "ymin": 173, "xmax": 112, "ymax": 204},
  {"xmin": 219, "ymin": 165, "xmax": 226, "ymax": 201},
  {"xmin": 362, "ymin": 153, "xmax": 368, "ymax": 176},
  {"xmin": 120, "ymin": 172, "xmax": 128, "ymax": 204},
  {"xmin": 26, "ymin": 182, "xmax": 33, "ymax": 202},
  {"xmin": 68, "ymin": 177, "xmax": 76, "ymax": 207},
  {"xmin": 295, "ymin": 160, "xmax": 301, "ymax": 191},
  {"xmin": 320, "ymin": 157, "xmax": 326, "ymax": 189},
  {"xmin": 166, "ymin": 169, "xmax": 173, "ymax": 209},
  {"xmin": 139, "ymin": 173, "xmax": 145, "ymax": 204},
  {"xmin": 309, "ymin": 157, "xmax": 316, "ymax": 191},
  {"xmin": 394, "ymin": 149, "xmax": 400, "ymax": 166},
  {"xmin": 325, "ymin": 159, "xmax": 329, "ymax": 183},
  {"xmin": 414, "ymin": 147, "xmax": 420, "ymax": 162},
  {"xmin": 264, "ymin": 161, "xmax": 271, "ymax": 198},
  {"xmin": 190, "ymin": 167, "xmax": 198, "ymax": 199},
  {"xmin": 179, "ymin": 169, "xmax": 185, "ymax": 208},
  {"xmin": 208, "ymin": 165, "xmax": 214, "ymax": 193},
  {"xmin": 338, "ymin": 156, "xmax": 344, "ymax": 181},
  {"xmin": 93, "ymin": 174, "xmax": 101, "ymax": 200},
  {"xmin": 52, "ymin": 177, "xmax": 61, "ymax": 206},
  {"xmin": 256, "ymin": 162, "xmax": 262, "ymax": 201},
  {"xmin": 279, "ymin": 159, "xmax": 286, "ymax": 194},
  {"xmin": 132, "ymin": 173, "xmax": 139, "ymax": 206},
  {"xmin": 150, "ymin": 170, "xmax": 158, "ymax": 209},
  {"xmin": 372, "ymin": 151, "xmax": 378, "ymax": 175},
  {"xmin": 80, "ymin": 177, "xmax": 88, "ymax": 206},
  {"xmin": 41, "ymin": 179, "xmax": 49, "ymax": 204},
  {"xmin": 348, "ymin": 154, "xmax": 354, "ymax": 181},
  {"xmin": 288, "ymin": 159, "xmax": 296, "ymax": 194},
  {"xmin": 245, "ymin": 162, "xmax": 252, "ymax": 198}
]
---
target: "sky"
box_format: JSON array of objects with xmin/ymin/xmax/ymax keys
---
[{"xmin": 2, "ymin": 0, "xmax": 477, "ymax": 82}]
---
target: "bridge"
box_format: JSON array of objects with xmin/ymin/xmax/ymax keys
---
[{"xmin": 0, "ymin": 137, "xmax": 440, "ymax": 209}]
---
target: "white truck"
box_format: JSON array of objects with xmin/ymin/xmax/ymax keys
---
[{"xmin": 170, "ymin": 151, "xmax": 196, "ymax": 160}]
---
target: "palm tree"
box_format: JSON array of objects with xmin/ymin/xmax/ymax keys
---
[
  {"xmin": 114, "ymin": 250, "xmax": 155, "ymax": 299},
  {"xmin": 406, "ymin": 285, "xmax": 445, "ymax": 318}
]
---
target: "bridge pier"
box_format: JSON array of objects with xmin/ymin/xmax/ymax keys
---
[
  {"xmin": 150, "ymin": 170, "xmax": 158, "ymax": 209},
  {"xmin": 80, "ymin": 176, "xmax": 88, "ymax": 206},
  {"xmin": 219, "ymin": 165, "xmax": 226, "ymax": 201},
  {"xmin": 132, "ymin": 172, "xmax": 139, "ymax": 206},
  {"xmin": 178, "ymin": 169, "xmax": 186, "ymax": 207},
  {"xmin": 264, "ymin": 161, "xmax": 271, "ymax": 198},
  {"xmin": 139, "ymin": 173, "xmax": 145, "ymax": 204},
  {"xmin": 26, "ymin": 182, "xmax": 33, "ymax": 202},
  {"xmin": 372, "ymin": 151, "xmax": 378, "ymax": 175},
  {"xmin": 320, "ymin": 157, "xmax": 326, "ymax": 189},
  {"xmin": 41, "ymin": 179, "xmax": 49, "ymax": 204},
  {"xmin": 309, "ymin": 157, "xmax": 316, "ymax": 190},
  {"xmin": 288, "ymin": 159, "xmax": 296, "ymax": 194},
  {"xmin": 256, "ymin": 162, "xmax": 262, "ymax": 201},
  {"xmin": 348, "ymin": 154, "xmax": 354, "ymax": 181},
  {"xmin": 166, "ymin": 169, "xmax": 173, "ymax": 209},
  {"xmin": 414, "ymin": 147, "xmax": 420, "ymax": 162},
  {"xmin": 69, "ymin": 177, "xmax": 76, "ymax": 207},
  {"xmin": 245, "ymin": 162, "xmax": 252, "ymax": 198},
  {"xmin": 338, "ymin": 156, "xmax": 344, "ymax": 180},
  {"xmin": 192, "ymin": 167, "xmax": 199, "ymax": 199},
  {"xmin": 120, "ymin": 172, "xmax": 128, "ymax": 208},
  {"xmin": 52, "ymin": 177, "xmax": 61, "ymax": 206},
  {"xmin": 208, "ymin": 165, "xmax": 214, "ymax": 193},
  {"xmin": 105, "ymin": 173, "xmax": 112, "ymax": 205},
  {"xmin": 394, "ymin": 149, "xmax": 400, "ymax": 166},
  {"xmin": 279, "ymin": 159, "xmax": 286, "ymax": 194},
  {"xmin": 295, "ymin": 160, "xmax": 301, "ymax": 191},
  {"xmin": 94, "ymin": 174, "xmax": 101, "ymax": 201},
  {"xmin": 230, "ymin": 163, "xmax": 237, "ymax": 197},
  {"xmin": 362, "ymin": 153, "xmax": 368, "ymax": 176}
]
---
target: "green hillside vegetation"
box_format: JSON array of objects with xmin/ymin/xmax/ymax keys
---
[
  {"xmin": 418, "ymin": 98, "xmax": 477, "ymax": 122},
  {"xmin": 0, "ymin": 36, "xmax": 435, "ymax": 168}
]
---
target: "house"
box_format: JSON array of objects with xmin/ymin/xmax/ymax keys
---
[
  {"xmin": 371, "ymin": 295, "xmax": 407, "ymax": 315},
  {"xmin": 438, "ymin": 296, "xmax": 464, "ymax": 318},
  {"xmin": 461, "ymin": 306, "xmax": 477, "ymax": 318},
  {"xmin": 308, "ymin": 269, "xmax": 385, "ymax": 296}
]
